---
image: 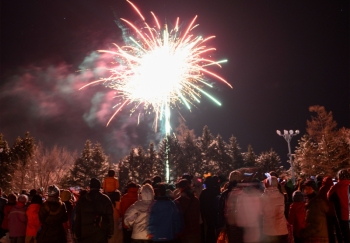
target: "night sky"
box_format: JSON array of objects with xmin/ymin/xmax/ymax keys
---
[{"xmin": 1, "ymin": 0, "xmax": 349, "ymax": 167}]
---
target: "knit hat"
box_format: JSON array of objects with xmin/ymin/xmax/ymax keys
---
[
  {"xmin": 48, "ymin": 185, "xmax": 60, "ymax": 198},
  {"xmin": 292, "ymin": 191, "xmax": 304, "ymax": 202},
  {"xmin": 337, "ymin": 169, "xmax": 350, "ymax": 180},
  {"xmin": 303, "ymin": 179, "xmax": 317, "ymax": 190},
  {"xmin": 7, "ymin": 193, "xmax": 17, "ymax": 203},
  {"xmin": 18, "ymin": 194, "xmax": 28, "ymax": 203},
  {"xmin": 89, "ymin": 178, "xmax": 101, "ymax": 189},
  {"xmin": 177, "ymin": 179, "xmax": 189, "ymax": 190},
  {"xmin": 229, "ymin": 171, "xmax": 242, "ymax": 182}
]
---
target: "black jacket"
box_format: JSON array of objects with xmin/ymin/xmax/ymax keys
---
[{"xmin": 74, "ymin": 189, "xmax": 114, "ymax": 243}]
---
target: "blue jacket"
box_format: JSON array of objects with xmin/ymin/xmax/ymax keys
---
[{"xmin": 148, "ymin": 197, "xmax": 182, "ymax": 241}]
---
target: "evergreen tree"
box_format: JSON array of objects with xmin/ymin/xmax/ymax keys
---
[
  {"xmin": 11, "ymin": 132, "xmax": 36, "ymax": 190},
  {"xmin": 144, "ymin": 143, "xmax": 158, "ymax": 180},
  {"xmin": 69, "ymin": 140, "xmax": 109, "ymax": 187},
  {"xmin": 158, "ymin": 135, "xmax": 181, "ymax": 182},
  {"xmin": 128, "ymin": 146, "xmax": 146, "ymax": 183},
  {"xmin": 256, "ymin": 149, "xmax": 284, "ymax": 175},
  {"xmin": 295, "ymin": 106, "xmax": 349, "ymax": 177},
  {"xmin": 210, "ymin": 134, "xmax": 232, "ymax": 178},
  {"xmin": 198, "ymin": 126, "xmax": 214, "ymax": 174},
  {"xmin": 117, "ymin": 159, "xmax": 130, "ymax": 190},
  {"xmin": 180, "ymin": 132, "xmax": 202, "ymax": 177},
  {"xmin": 242, "ymin": 144, "xmax": 257, "ymax": 168},
  {"xmin": 0, "ymin": 134, "xmax": 16, "ymax": 192},
  {"xmin": 227, "ymin": 135, "xmax": 244, "ymax": 169}
]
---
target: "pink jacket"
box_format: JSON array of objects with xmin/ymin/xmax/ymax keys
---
[
  {"xmin": 8, "ymin": 202, "xmax": 27, "ymax": 237},
  {"xmin": 26, "ymin": 204, "xmax": 41, "ymax": 236}
]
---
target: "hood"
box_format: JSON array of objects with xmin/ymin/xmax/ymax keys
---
[
  {"xmin": 128, "ymin": 187, "xmax": 139, "ymax": 194},
  {"xmin": 140, "ymin": 184, "xmax": 154, "ymax": 201},
  {"xmin": 322, "ymin": 176, "xmax": 333, "ymax": 188}
]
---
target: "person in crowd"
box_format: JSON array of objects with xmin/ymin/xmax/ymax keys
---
[
  {"xmin": 103, "ymin": 170, "xmax": 120, "ymax": 207},
  {"xmin": 288, "ymin": 191, "xmax": 306, "ymax": 243},
  {"xmin": 261, "ymin": 176, "xmax": 288, "ymax": 243},
  {"xmin": 74, "ymin": 178, "xmax": 114, "ymax": 243},
  {"xmin": 199, "ymin": 176, "xmax": 220, "ymax": 243},
  {"xmin": 0, "ymin": 188, "xmax": 8, "ymax": 238},
  {"xmin": 300, "ymin": 179, "xmax": 329, "ymax": 243},
  {"xmin": 124, "ymin": 184, "xmax": 155, "ymax": 243},
  {"xmin": 175, "ymin": 179, "xmax": 200, "ymax": 243},
  {"xmin": 8, "ymin": 194, "xmax": 28, "ymax": 243},
  {"xmin": 120, "ymin": 182, "xmax": 139, "ymax": 243},
  {"xmin": 61, "ymin": 189, "xmax": 74, "ymax": 241},
  {"xmin": 151, "ymin": 176, "xmax": 162, "ymax": 199},
  {"xmin": 218, "ymin": 171, "xmax": 243, "ymax": 243},
  {"xmin": 147, "ymin": 183, "xmax": 182, "ymax": 242},
  {"xmin": 1, "ymin": 194, "xmax": 17, "ymax": 236},
  {"xmin": 327, "ymin": 169, "xmax": 350, "ymax": 243},
  {"xmin": 316, "ymin": 175, "xmax": 324, "ymax": 191},
  {"xmin": 235, "ymin": 180, "xmax": 262, "ymax": 243},
  {"xmin": 319, "ymin": 176, "xmax": 342, "ymax": 243},
  {"xmin": 37, "ymin": 185, "xmax": 68, "ymax": 243},
  {"xmin": 71, "ymin": 189, "xmax": 87, "ymax": 238},
  {"xmin": 25, "ymin": 195, "xmax": 42, "ymax": 243},
  {"xmin": 28, "ymin": 190, "xmax": 37, "ymax": 204}
]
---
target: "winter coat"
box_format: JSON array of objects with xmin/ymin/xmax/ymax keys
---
[
  {"xmin": 124, "ymin": 200, "xmax": 153, "ymax": 240},
  {"xmin": 37, "ymin": 199, "xmax": 68, "ymax": 243},
  {"xmin": 103, "ymin": 177, "xmax": 119, "ymax": 193},
  {"xmin": 1, "ymin": 202, "xmax": 15, "ymax": 230},
  {"xmin": 8, "ymin": 202, "xmax": 27, "ymax": 237},
  {"xmin": 120, "ymin": 187, "xmax": 139, "ymax": 228},
  {"xmin": 301, "ymin": 193, "xmax": 329, "ymax": 239},
  {"xmin": 261, "ymin": 187, "xmax": 288, "ymax": 236},
  {"xmin": 318, "ymin": 177, "xmax": 335, "ymax": 216},
  {"xmin": 148, "ymin": 196, "xmax": 182, "ymax": 241},
  {"xmin": 199, "ymin": 186, "xmax": 220, "ymax": 225},
  {"xmin": 224, "ymin": 187, "xmax": 242, "ymax": 225},
  {"xmin": 175, "ymin": 194, "xmax": 200, "ymax": 237},
  {"xmin": 0, "ymin": 196, "xmax": 7, "ymax": 223},
  {"xmin": 288, "ymin": 202, "xmax": 306, "ymax": 237},
  {"xmin": 26, "ymin": 203, "xmax": 41, "ymax": 236},
  {"xmin": 74, "ymin": 189, "xmax": 114, "ymax": 243},
  {"xmin": 327, "ymin": 179, "xmax": 350, "ymax": 221}
]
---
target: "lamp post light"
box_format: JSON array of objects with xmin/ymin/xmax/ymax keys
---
[{"xmin": 276, "ymin": 129, "xmax": 299, "ymax": 184}]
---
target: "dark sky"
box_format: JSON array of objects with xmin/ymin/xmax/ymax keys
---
[{"xmin": 1, "ymin": 0, "xmax": 349, "ymax": 166}]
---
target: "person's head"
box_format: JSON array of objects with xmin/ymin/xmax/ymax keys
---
[
  {"xmin": 322, "ymin": 176, "xmax": 333, "ymax": 187},
  {"xmin": 47, "ymin": 185, "xmax": 60, "ymax": 199},
  {"xmin": 18, "ymin": 194, "xmax": 28, "ymax": 204},
  {"xmin": 152, "ymin": 176, "xmax": 162, "ymax": 185},
  {"xmin": 127, "ymin": 182, "xmax": 138, "ymax": 189},
  {"xmin": 177, "ymin": 179, "xmax": 190, "ymax": 191},
  {"xmin": 108, "ymin": 170, "xmax": 115, "ymax": 177},
  {"xmin": 7, "ymin": 193, "xmax": 17, "ymax": 204},
  {"xmin": 292, "ymin": 191, "xmax": 304, "ymax": 202},
  {"xmin": 316, "ymin": 174, "xmax": 323, "ymax": 182},
  {"xmin": 143, "ymin": 179, "xmax": 152, "ymax": 185},
  {"xmin": 139, "ymin": 184, "xmax": 154, "ymax": 200},
  {"xmin": 89, "ymin": 178, "xmax": 101, "ymax": 190},
  {"xmin": 29, "ymin": 189, "xmax": 37, "ymax": 197},
  {"xmin": 60, "ymin": 190, "xmax": 72, "ymax": 202},
  {"xmin": 303, "ymin": 179, "xmax": 316, "ymax": 195},
  {"xmin": 337, "ymin": 169, "xmax": 350, "ymax": 181},
  {"xmin": 31, "ymin": 194, "xmax": 43, "ymax": 205},
  {"xmin": 182, "ymin": 174, "xmax": 193, "ymax": 184},
  {"xmin": 264, "ymin": 176, "xmax": 278, "ymax": 188},
  {"xmin": 269, "ymin": 171, "xmax": 278, "ymax": 178},
  {"xmin": 155, "ymin": 183, "xmax": 167, "ymax": 197},
  {"xmin": 229, "ymin": 171, "xmax": 242, "ymax": 183}
]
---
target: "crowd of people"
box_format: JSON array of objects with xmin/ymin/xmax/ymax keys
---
[{"xmin": 0, "ymin": 169, "xmax": 349, "ymax": 243}]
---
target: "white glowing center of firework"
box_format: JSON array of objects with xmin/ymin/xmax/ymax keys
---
[{"xmin": 125, "ymin": 45, "xmax": 191, "ymax": 105}]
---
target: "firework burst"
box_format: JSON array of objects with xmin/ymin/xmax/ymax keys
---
[{"xmin": 80, "ymin": 0, "xmax": 232, "ymax": 133}]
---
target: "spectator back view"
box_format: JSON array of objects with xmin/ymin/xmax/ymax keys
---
[{"xmin": 103, "ymin": 170, "xmax": 120, "ymax": 206}]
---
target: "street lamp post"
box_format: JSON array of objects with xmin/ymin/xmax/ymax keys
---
[{"xmin": 276, "ymin": 129, "xmax": 299, "ymax": 184}]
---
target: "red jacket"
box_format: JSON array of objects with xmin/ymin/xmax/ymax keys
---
[
  {"xmin": 288, "ymin": 202, "xmax": 306, "ymax": 237},
  {"xmin": 319, "ymin": 177, "xmax": 336, "ymax": 216},
  {"xmin": 8, "ymin": 202, "xmax": 27, "ymax": 237},
  {"xmin": 26, "ymin": 204, "xmax": 41, "ymax": 236},
  {"xmin": 327, "ymin": 179, "xmax": 350, "ymax": 221},
  {"xmin": 1, "ymin": 203, "xmax": 15, "ymax": 230},
  {"xmin": 120, "ymin": 187, "xmax": 139, "ymax": 228}
]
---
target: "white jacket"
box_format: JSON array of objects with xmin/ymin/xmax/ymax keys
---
[
  {"xmin": 124, "ymin": 184, "xmax": 154, "ymax": 240},
  {"xmin": 261, "ymin": 187, "xmax": 288, "ymax": 236}
]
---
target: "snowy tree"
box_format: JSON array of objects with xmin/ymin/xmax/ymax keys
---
[
  {"xmin": 67, "ymin": 140, "xmax": 109, "ymax": 187},
  {"xmin": 295, "ymin": 106, "xmax": 350, "ymax": 177},
  {"xmin": 256, "ymin": 149, "xmax": 284, "ymax": 176},
  {"xmin": 128, "ymin": 146, "xmax": 146, "ymax": 183},
  {"xmin": 197, "ymin": 126, "xmax": 214, "ymax": 174},
  {"xmin": 227, "ymin": 135, "xmax": 244, "ymax": 169},
  {"xmin": 144, "ymin": 143, "xmax": 157, "ymax": 180},
  {"xmin": 158, "ymin": 135, "xmax": 181, "ymax": 182},
  {"xmin": 180, "ymin": 132, "xmax": 202, "ymax": 177},
  {"xmin": 175, "ymin": 119, "xmax": 196, "ymax": 143},
  {"xmin": 242, "ymin": 144, "xmax": 257, "ymax": 168},
  {"xmin": 11, "ymin": 132, "xmax": 36, "ymax": 191},
  {"xmin": 0, "ymin": 134, "xmax": 16, "ymax": 192},
  {"xmin": 207, "ymin": 134, "xmax": 231, "ymax": 177},
  {"xmin": 117, "ymin": 159, "xmax": 130, "ymax": 190}
]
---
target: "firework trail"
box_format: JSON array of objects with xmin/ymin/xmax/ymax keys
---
[{"xmin": 80, "ymin": 0, "xmax": 232, "ymax": 135}]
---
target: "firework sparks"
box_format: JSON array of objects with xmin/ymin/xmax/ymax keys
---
[{"xmin": 80, "ymin": 0, "xmax": 232, "ymax": 132}]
